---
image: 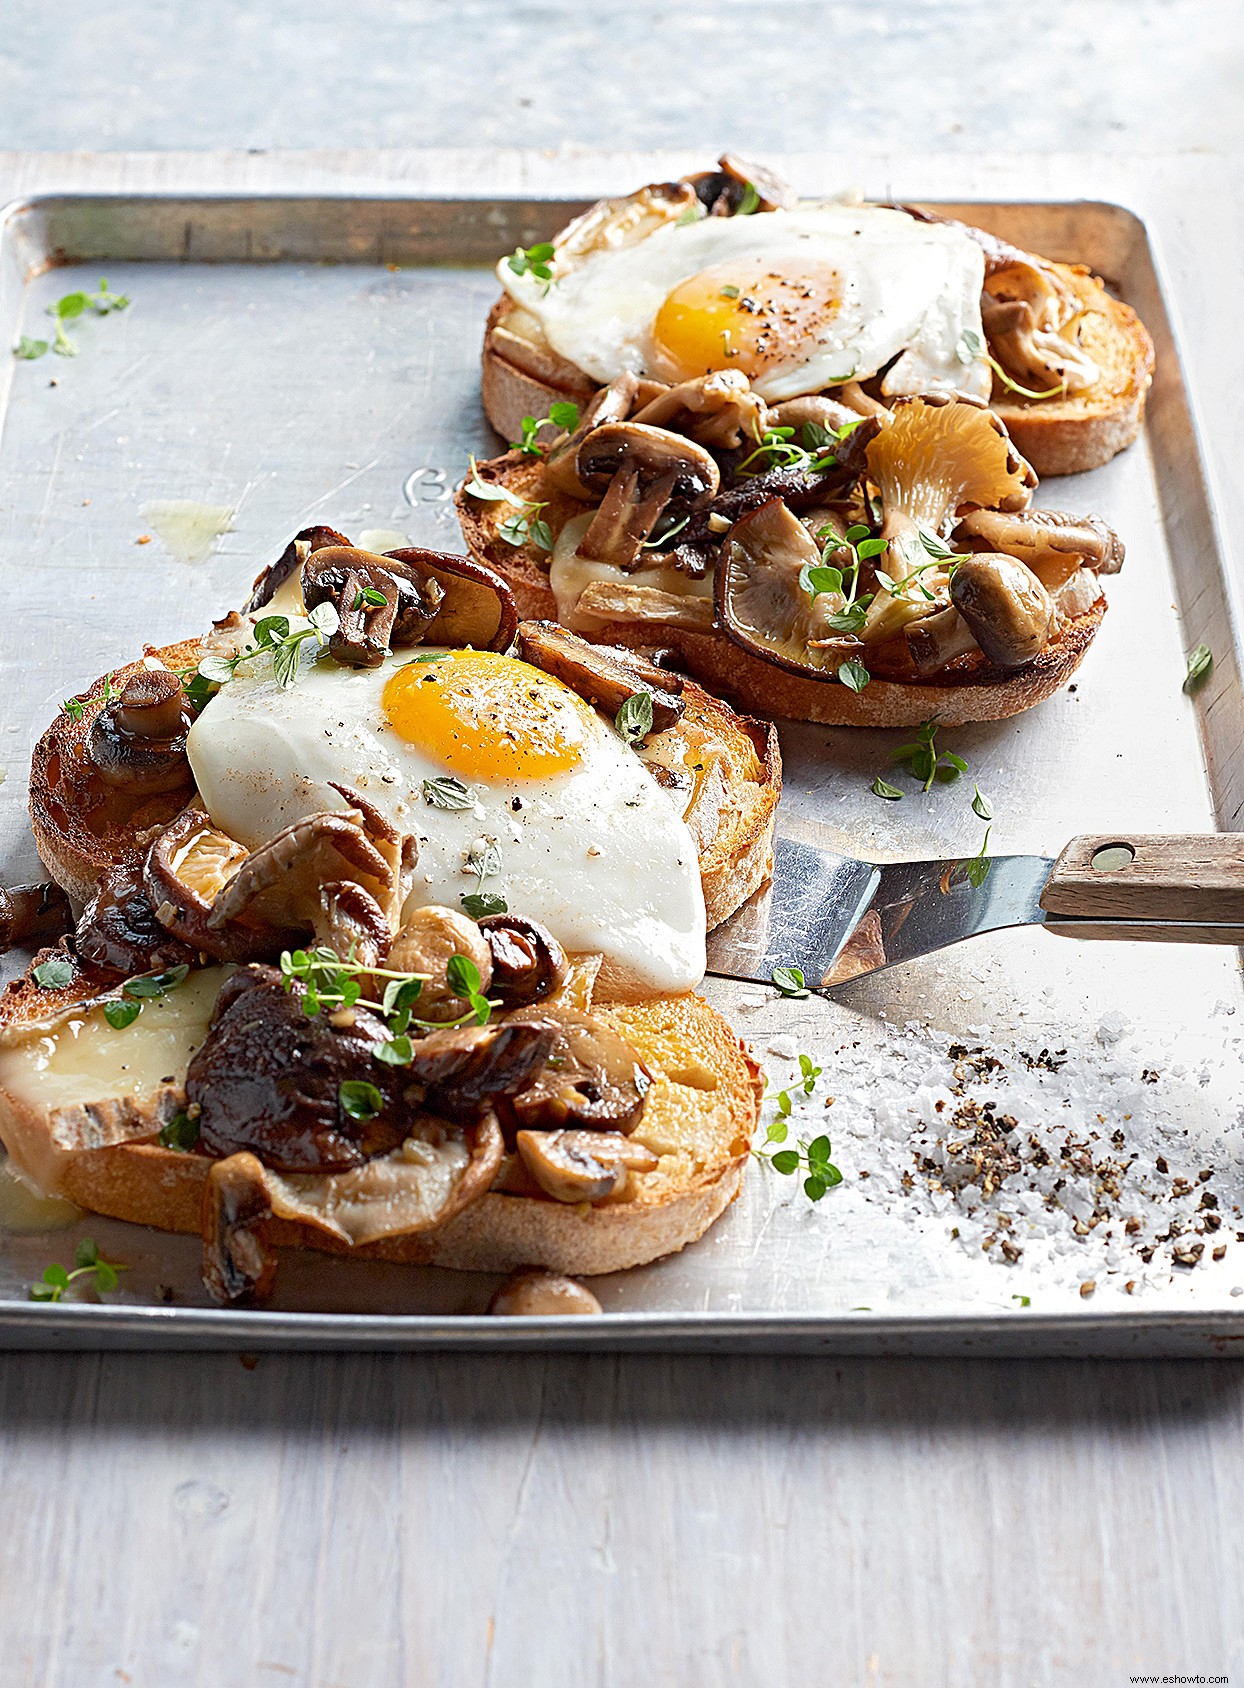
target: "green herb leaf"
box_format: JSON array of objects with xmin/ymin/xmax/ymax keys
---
[
  {"xmin": 104, "ymin": 999, "xmax": 142, "ymax": 1030},
  {"xmin": 972, "ymin": 786, "xmax": 993, "ymax": 820},
  {"xmin": 74, "ymin": 1238, "xmax": 99, "ymax": 1269},
  {"xmin": 771, "ymin": 965, "xmax": 809, "ymax": 999},
  {"xmin": 61, "ymin": 695, "xmax": 86, "ymax": 721},
  {"xmin": 506, "ymin": 242, "xmax": 556, "ymax": 283},
  {"xmin": 770, "ymin": 1149, "xmax": 800, "ymax": 1175},
  {"xmin": 918, "ymin": 528, "xmax": 959, "ymax": 562},
  {"xmin": 675, "ymin": 207, "xmax": 701, "ymax": 227},
  {"xmin": 375, "ymin": 1035, "xmax": 415, "ymax": 1067},
  {"xmin": 837, "ymin": 659, "xmax": 870, "ymax": 693},
  {"xmin": 446, "ymin": 954, "xmax": 482, "ymax": 999},
  {"xmin": 766, "ymin": 1120, "xmax": 789, "ymax": 1144},
  {"xmin": 548, "ymin": 401, "xmax": 580, "ymax": 431},
  {"xmin": 461, "ymin": 891, "xmax": 507, "ymax": 919},
  {"xmin": 962, "ymin": 824, "xmax": 993, "ymax": 889},
  {"xmin": 382, "ymin": 976, "xmax": 424, "ymax": 1015},
  {"xmin": 339, "ymin": 1080, "xmax": 383, "ymax": 1121},
  {"xmin": 33, "ymin": 956, "xmax": 74, "ymax": 990},
  {"xmin": 43, "ymin": 1263, "xmax": 70, "ymax": 1290},
  {"xmin": 14, "ymin": 336, "xmax": 49, "ymax": 360},
  {"xmin": 719, "ymin": 284, "xmax": 741, "ymax": 299},
  {"xmin": 54, "ymin": 292, "xmax": 89, "ymax": 321},
  {"xmin": 159, "ymin": 1111, "xmax": 201, "ymax": 1151},
  {"xmin": 871, "ymin": 776, "xmax": 903, "ymax": 801},
  {"xmin": 352, "ymin": 585, "xmax": 389, "ymax": 609},
  {"xmin": 614, "ymin": 689, "xmax": 655, "ymax": 746},
  {"xmin": 121, "ymin": 964, "xmax": 189, "ymax": 1000},
  {"xmin": 466, "ymin": 837, "xmax": 502, "ymax": 884},
  {"xmin": 422, "ymin": 774, "xmax": 474, "ymax": 810},
  {"xmin": 1012, "ymin": 1293, "xmax": 1032, "ymax": 1308},
  {"xmin": 735, "ymin": 182, "xmax": 761, "ymax": 216},
  {"xmin": 93, "ymin": 1261, "xmax": 119, "ymax": 1292},
  {"xmin": 799, "ymin": 563, "xmax": 843, "ymax": 600},
  {"xmin": 1184, "ymin": 643, "xmax": 1213, "ymax": 694},
  {"xmin": 197, "ymin": 654, "xmax": 236, "ymax": 686}
]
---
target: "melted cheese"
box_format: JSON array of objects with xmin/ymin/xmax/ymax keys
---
[{"xmin": 549, "ymin": 512, "xmax": 714, "ymax": 627}]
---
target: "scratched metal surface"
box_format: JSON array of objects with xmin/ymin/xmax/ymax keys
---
[{"xmin": 0, "ymin": 189, "xmax": 1241, "ymax": 1353}]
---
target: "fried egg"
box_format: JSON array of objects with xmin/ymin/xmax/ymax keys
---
[
  {"xmin": 186, "ymin": 646, "xmax": 707, "ymax": 995},
  {"xmin": 500, "ymin": 204, "xmax": 989, "ymax": 403}
]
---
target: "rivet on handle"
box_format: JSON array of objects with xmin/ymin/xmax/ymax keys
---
[{"xmin": 1090, "ymin": 843, "xmax": 1135, "ymax": 872}]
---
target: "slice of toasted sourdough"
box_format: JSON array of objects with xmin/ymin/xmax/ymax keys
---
[
  {"xmin": 456, "ymin": 453, "xmax": 1108, "ymax": 729},
  {"xmin": 987, "ymin": 263, "xmax": 1154, "ymax": 477},
  {"xmin": 482, "ymin": 264, "xmax": 1153, "ymax": 481},
  {"xmin": 31, "ymin": 634, "xmax": 780, "ymax": 926},
  {"xmin": 0, "ymin": 965, "xmax": 760, "ymax": 1277}
]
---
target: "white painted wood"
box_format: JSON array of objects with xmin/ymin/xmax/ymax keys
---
[{"xmin": 1, "ymin": 146, "xmax": 1243, "ymax": 1686}]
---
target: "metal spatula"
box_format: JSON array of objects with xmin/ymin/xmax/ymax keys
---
[{"xmin": 704, "ymin": 833, "xmax": 1244, "ymax": 989}]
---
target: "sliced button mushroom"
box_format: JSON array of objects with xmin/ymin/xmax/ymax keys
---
[
  {"xmin": 515, "ymin": 1127, "xmax": 659, "ymax": 1203},
  {"xmin": 717, "ymin": 497, "xmax": 857, "ymax": 678},
  {"xmin": 515, "ymin": 619, "xmax": 685, "ymax": 731},
  {"xmin": 504, "ymin": 1007, "xmax": 652, "ymax": 1133},
  {"xmin": 954, "ymin": 507, "xmax": 1124, "ymax": 587},
  {"xmin": 87, "ymin": 668, "xmax": 193, "ymax": 795},
  {"xmin": 488, "ymin": 1268, "xmax": 603, "ymax": 1317},
  {"xmin": 201, "ymin": 1152, "xmax": 279, "ymax": 1308},
  {"xmin": 631, "ymin": 370, "xmax": 767, "ymax": 451},
  {"xmin": 542, "ymin": 373, "xmax": 641, "ymax": 499},
  {"xmin": 0, "ymin": 880, "xmax": 72, "ymax": 955},
  {"xmin": 245, "ymin": 525, "xmax": 352, "ymax": 615},
  {"xmin": 380, "ymin": 548, "xmax": 518, "ymax": 651},
  {"xmin": 302, "ymin": 547, "xmax": 446, "ymax": 666},
  {"xmin": 387, "ymin": 905, "xmax": 494, "ymax": 1024},
  {"xmin": 904, "ymin": 605, "xmax": 982, "ymax": 677},
  {"xmin": 950, "ymin": 553, "xmax": 1053, "ymax": 669},
  {"xmin": 477, "ymin": 914, "xmax": 567, "ymax": 1008},
  {"xmin": 575, "ymin": 423, "xmax": 720, "ymax": 570}
]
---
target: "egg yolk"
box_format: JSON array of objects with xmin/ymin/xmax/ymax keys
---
[
  {"xmin": 651, "ymin": 259, "xmax": 842, "ymax": 382},
  {"xmin": 382, "ymin": 651, "xmax": 594, "ymax": 780}
]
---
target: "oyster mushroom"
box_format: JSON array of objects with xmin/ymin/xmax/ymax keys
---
[
  {"xmin": 386, "ymin": 905, "xmax": 494, "ymax": 1024},
  {"xmin": 718, "ymin": 497, "xmax": 859, "ymax": 676},
  {"xmin": 503, "ymin": 1006, "xmax": 651, "ymax": 1133},
  {"xmin": 75, "ymin": 860, "xmax": 196, "ymax": 976},
  {"xmin": 302, "ymin": 547, "xmax": 446, "ymax": 666},
  {"xmin": 575, "ymin": 423, "xmax": 720, "ymax": 570},
  {"xmin": 950, "ymin": 553, "xmax": 1054, "ymax": 669},
  {"xmin": 87, "ymin": 667, "xmax": 193, "ymax": 796},
  {"xmin": 0, "ymin": 880, "xmax": 72, "ymax": 955},
  {"xmin": 954, "ymin": 507, "xmax": 1124, "ymax": 589},
  {"xmin": 515, "ymin": 619, "xmax": 685, "ymax": 731},
  {"xmin": 542, "ymin": 373, "xmax": 642, "ymax": 499},
  {"xmin": 381, "ymin": 548, "xmax": 518, "ymax": 651},
  {"xmin": 767, "ymin": 394, "xmax": 867, "ymax": 436},
  {"xmin": 515, "ymin": 1127, "xmax": 659, "ymax": 1203},
  {"xmin": 631, "ymin": 370, "xmax": 767, "ymax": 451},
  {"xmin": 980, "ymin": 256, "xmax": 1101, "ymax": 397},
  {"xmin": 477, "ymin": 914, "xmax": 567, "ymax": 1008},
  {"xmin": 488, "ymin": 1269, "xmax": 603, "ymax": 1316},
  {"xmin": 202, "ymin": 1153, "xmax": 279, "ymax": 1308}
]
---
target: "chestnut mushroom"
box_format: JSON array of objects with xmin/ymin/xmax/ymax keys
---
[
  {"xmin": 954, "ymin": 507, "xmax": 1124, "ymax": 589},
  {"xmin": 386, "ymin": 905, "xmax": 494, "ymax": 1024},
  {"xmin": 514, "ymin": 1127, "xmax": 659, "ymax": 1203},
  {"xmin": 477, "ymin": 913, "xmax": 567, "ymax": 1008},
  {"xmin": 949, "ymin": 553, "xmax": 1054, "ymax": 669},
  {"xmin": 244, "ymin": 525, "xmax": 352, "ymax": 615},
  {"xmin": 0, "ymin": 880, "xmax": 72, "ymax": 955},
  {"xmin": 503, "ymin": 1006, "xmax": 651, "ymax": 1133},
  {"xmin": 406, "ymin": 1018, "xmax": 560, "ymax": 1123},
  {"xmin": 575, "ymin": 423, "xmax": 720, "ymax": 570},
  {"xmin": 542, "ymin": 373, "xmax": 641, "ymax": 499},
  {"xmin": 87, "ymin": 667, "xmax": 193, "ymax": 796},
  {"xmin": 515, "ymin": 620, "xmax": 685, "ymax": 732},
  {"xmin": 75, "ymin": 860, "xmax": 196, "ymax": 976},
  {"xmin": 487, "ymin": 1269, "xmax": 603, "ymax": 1317},
  {"xmin": 381, "ymin": 548, "xmax": 518, "ymax": 651},
  {"xmin": 301, "ymin": 547, "xmax": 446, "ymax": 666},
  {"xmin": 687, "ymin": 153, "xmax": 795, "ymax": 216},
  {"xmin": 201, "ymin": 1152, "xmax": 279, "ymax": 1308}
]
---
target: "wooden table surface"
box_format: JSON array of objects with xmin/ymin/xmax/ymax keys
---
[{"xmin": 3, "ymin": 33, "xmax": 1244, "ymax": 1683}]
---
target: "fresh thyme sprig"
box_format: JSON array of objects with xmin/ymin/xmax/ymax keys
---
[
  {"xmin": 29, "ymin": 1237, "xmax": 128, "ymax": 1302},
  {"xmin": 512, "ymin": 401, "xmax": 581, "ymax": 455},
  {"xmin": 506, "ymin": 242, "xmax": 556, "ymax": 284},
  {"xmin": 463, "ymin": 457, "xmax": 553, "ymax": 550},
  {"xmin": 957, "ymin": 328, "xmax": 1066, "ymax": 401},
  {"xmin": 103, "ymin": 963, "xmax": 190, "ymax": 1030},
  {"xmin": 614, "ymin": 690, "xmax": 655, "ymax": 746},
  {"xmin": 890, "ymin": 719, "xmax": 967, "ymax": 792},
  {"xmin": 460, "ymin": 838, "xmax": 506, "ymax": 920},
  {"xmin": 736, "ymin": 416, "xmax": 861, "ymax": 479},
  {"xmin": 1184, "ymin": 643, "xmax": 1213, "ymax": 694},
  {"xmin": 278, "ymin": 945, "xmax": 498, "ymax": 1054},
  {"xmin": 14, "ymin": 279, "xmax": 130, "ymax": 361},
  {"xmin": 753, "ymin": 1054, "xmax": 843, "ymax": 1202},
  {"xmin": 191, "ymin": 604, "xmax": 339, "ymax": 697}
]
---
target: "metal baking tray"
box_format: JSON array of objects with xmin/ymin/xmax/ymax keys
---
[{"xmin": 0, "ymin": 186, "xmax": 1241, "ymax": 1355}]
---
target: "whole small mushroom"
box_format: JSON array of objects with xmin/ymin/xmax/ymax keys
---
[
  {"xmin": 487, "ymin": 1268, "xmax": 603, "ymax": 1317},
  {"xmin": 387, "ymin": 905, "xmax": 494, "ymax": 1023},
  {"xmin": 950, "ymin": 553, "xmax": 1054, "ymax": 669},
  {"xmin": 87, "ymin": 668, "xmax": 193, "ymax": 795},
  {"xmin": 575, "ymin": 423, "xmax": 719, "ymax": 570}
]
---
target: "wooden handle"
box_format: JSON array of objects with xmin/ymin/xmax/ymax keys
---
[{"xmin": 1040, "ymin": 834, "xmax": 1244, "ymax": 924}]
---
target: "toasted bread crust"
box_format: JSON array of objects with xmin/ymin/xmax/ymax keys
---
[
  {"xmin": 456, "ymin": 452, "xmax": 1108, "ymax": 728},
  {"xmin": 482, "ymin": 244, "xmax": 1154, "ymax": 479},
  {"xmin": 0, "ymin": 988, "xmax": 761, "ymax": 1277}
]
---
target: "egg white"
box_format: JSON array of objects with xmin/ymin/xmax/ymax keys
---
[
  {"xmin": 185, "ymin": 648, "xmax": 707, "ymax": 997},
  {"xmin": 500, "ymin": 203, "xmax": 989, "ymax": 403}
]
